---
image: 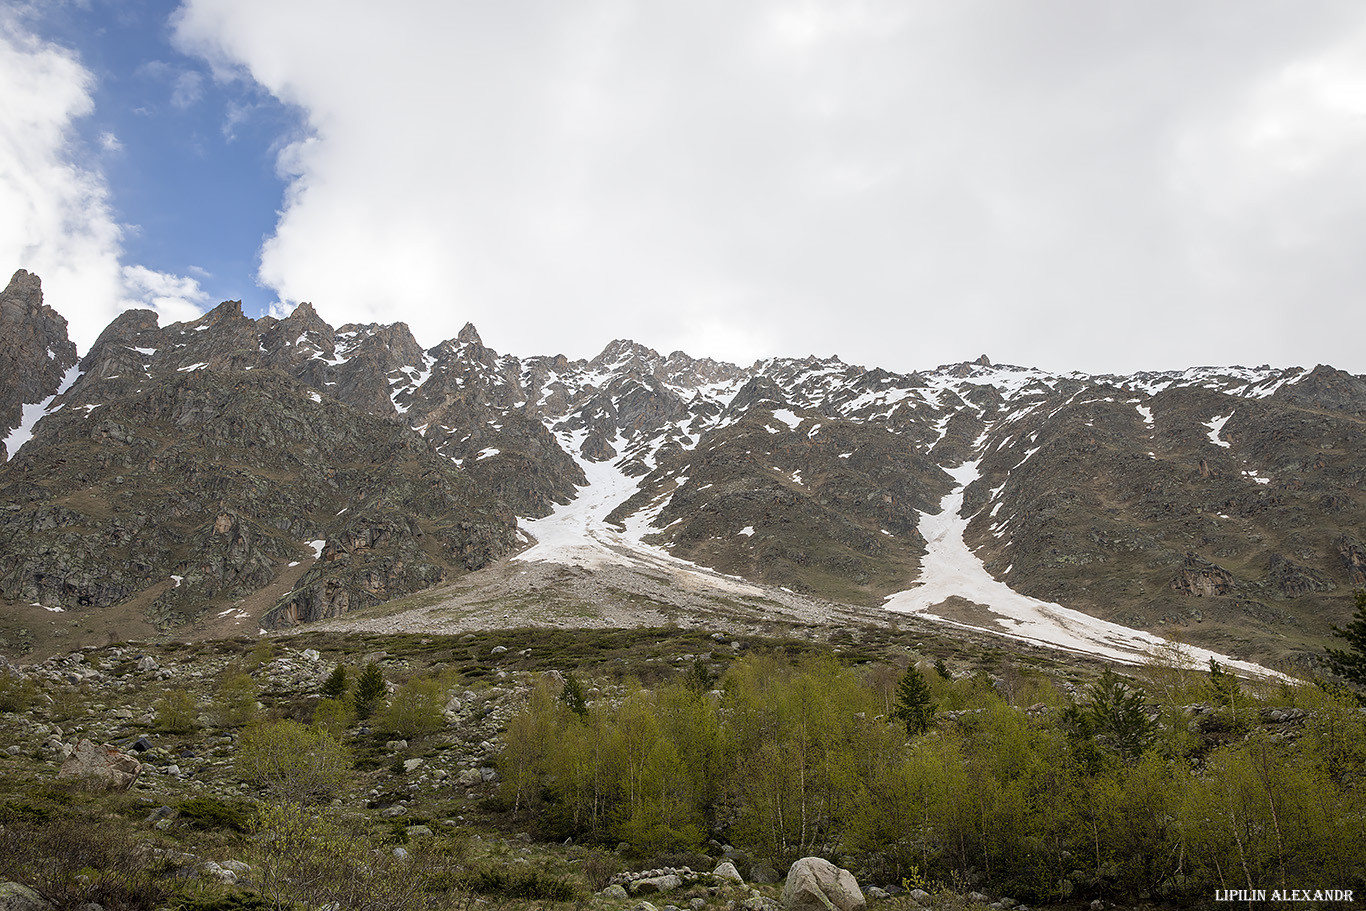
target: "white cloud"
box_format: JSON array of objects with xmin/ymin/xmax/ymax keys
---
[
  {"xmin": 173, "ymin": 1, "xmax": 1366, "ymax": 373},
  {"xmin": 121, "ymin": 265, "xmax": 210, "ymax": 323},
  {"xmin": 0, "ymin": 14, "xmax": 208, "ymax": 350}
]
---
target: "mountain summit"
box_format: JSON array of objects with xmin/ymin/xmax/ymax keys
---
[{"xmin": 1, "ymin": 276, "xmax": 1363, "ymax": 672}]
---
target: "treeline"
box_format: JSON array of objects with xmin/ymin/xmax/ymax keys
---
[{"xmin": 499, "ymin": 654, "xmax": 1366, "ymax": 905}]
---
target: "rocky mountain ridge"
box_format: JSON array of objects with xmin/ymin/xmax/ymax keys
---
[{"xmin": 1, "ymin": 269, "xmax": 1363, "ymax": 671}]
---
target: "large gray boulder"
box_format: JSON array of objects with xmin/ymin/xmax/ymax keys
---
[
  {"xmin": 0, "ymin": 882, "xmax": 53, "ymax": 911},
  {"xmin": 57, "ymin": 738, "xmax": 141, "ymax": 790},
  {"xmin": 781, "ymin": 858, "xmax": 866, "ymax": 911}
]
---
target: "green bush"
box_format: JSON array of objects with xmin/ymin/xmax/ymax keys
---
[
  {"xmin": 457, "ymin": 867, "xmax": 577, "ymax": 901},
  {"xmin": 0, "ymin": 670, "xmax": 37, "ymax": 713},
  {"xmin": 155, "ymin": 690, "xmax": 200, "ymax": 733},
  {"xmin": 312, "ymin": 696, "xmax": 354, "ymax": 736},
  {"xmin": 214, "ymin": 671, "xmax": 259, "ymax": 727},
  {"xmin": 235, "ymin": 719, "xmax": 353, "ymax": 804},
  {"xmin": 376, "ymin": 676, "xmax": 445, "ymax": 737},
  {"xmin": 176, "ymin": 797, "xmax": 255, "ymax": 832}
]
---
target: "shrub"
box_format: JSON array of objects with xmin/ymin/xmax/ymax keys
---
[
  {"xmin": 376, "ymin": 676, "xmax": 445, "ymax": 737},
  {"xmin": 312, "ymin": 696, "xmax": 354, "ymax": 736},
  {"xmin": 251, "ymin": 802, "xmax": 466, "ymax": 911},
  {"xmin": 0, "ymin": 670, "xmax": 37, "ymax": 713},
  {"xmin": 155, "ymin": 690, "xmax": 200, "ymax": 733},
  {"xmin": 0, "ymin": 814, "xmax": 175, "ymax": 911},
  {"xmin": 457, "ymin": 867, "xmax": 577, "ymax": 901},
  {"xmin": 214, "ymin": 671, "xmax": 259, "ymax": 727},
  {"xmin": 235, "ymin": 719, "xmax": 353, "ymax": 803},
  {"xmin": 177, "ymin": 796, "xmax": 254, "ymax": 832}
]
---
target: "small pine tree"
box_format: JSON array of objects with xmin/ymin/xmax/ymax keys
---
[
  {"xmin": 1326, "ymin": 589, "xmax": 1366, "ymax": 691},
  {"xmin": 560, "ymin": 672, "xmax": 589, "ymax": 718},
  {"xmin": 933, "ymin": 658, "xmax": 952, "ymax": 681},
  {"xmin": 1087, "ymin": 669, "xmax": 1154, "ymax": 763},
  {"xmin": 892, "ymin": 665, "xmax": 935, "ymax": 736},
  {"xmin": 321, "ymin": 665, "xmax": 348, "ymax": 699},
  {"xmin": 684, "ymin": 658, "xmax": 714, "ymax": 694},
  {"xmin": 352, "ymin": 663, "xmax": 386, "ymax": 720}
]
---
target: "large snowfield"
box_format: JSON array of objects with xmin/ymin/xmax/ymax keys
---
[
  {"xmin": 516, "ymin": 436, "xmax": 1285, "ymax": 678},
  {"xmin": 514, "ymin": 432, "xmax": 764, "ymax": 598},
  {"xmin": 883, "ymin": 462, "xmax": 1283, "ymax": 678}
]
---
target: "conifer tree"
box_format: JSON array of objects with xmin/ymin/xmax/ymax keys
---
[
  {"xmin": 560, "ymin": 671, "xmax": 589, "ymax": 718},
  {"xmin": 352, "ymin": 663, "xmax": 386, "ymax": 719},
  {"xmin": 1087, "ymin": 669, "xmax": 1154, "ymax": 763},
  {"xmin": 320, "ymin": 664, "xmax": 348, "ymax": 700},
  {"xmin": 892, "ymin": 665, "xmax": 935, "ymax": 735},
  {"xmin": 1326, "ymin": 589, "xmax": 1366, "ymax": 691}
]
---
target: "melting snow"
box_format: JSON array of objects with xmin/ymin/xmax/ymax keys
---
[
  {"xmin": 1, "ymin": 364, "xmax": 81, "ymax": 460},
  {"xmin": 771, "ymin": 408, "xmax": 801, "ymax": 429},
  {"xmin": 308, "ymin": 540, "xmax": 325, "ymax": 558},
  {"xmin": 884, "ymin": 461, "xmax": 1283, "ymax": 678},
  {"xmin": 1205, "ymin": 413, "xmax": 1233, "ymax": 448},
  {"xmin": 738, "ymin": 526, "xmax": 755, "ymax": 536},
  {"xmin": 514, "ymin": 431, "xmax": 763, "ymax": 594}
]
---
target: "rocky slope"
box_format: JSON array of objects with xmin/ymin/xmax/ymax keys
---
[{"xmin": 1, "ymin": 270, "xmax": 1364, "ymax": 671}]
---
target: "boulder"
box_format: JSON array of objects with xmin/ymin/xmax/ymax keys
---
[
  {"xmin": 631, "ymin": 875, "xmax": 682, "ymax": 895},
  {"xmin": 0, "ymin": 883, "xmax": 52, "ymax": 911},
  {"xmin": 781, "ymin": 858, "xmax": 865, "ymax": 911},
  {"xmin": 57, "ymin": 739, "xmax": 140, "ymax": 790},
  {"xmin": 712, "ymin": 861, "xmax": 743, "ymax": 883}
]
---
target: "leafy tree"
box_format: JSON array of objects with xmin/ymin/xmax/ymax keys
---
[
  {"xmin": 352, "ymin": 663, "xmax": 386, "ymax": 719},
  {"xmin": 1326, "ymin": 589, "xmax": 1366, "ymax": 691},
  {"xmin": 312, "ymin": 697, "xmax": 353, "ymax": 736},
  {"xmin": 892, "ymin": 665, "xmax": 936, "ymax": 736},
  {"xmin": 320, "ymin": 665, "xmax": 348, "ymax": 700}
]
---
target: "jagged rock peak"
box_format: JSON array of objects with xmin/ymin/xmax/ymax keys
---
[
  {"xmin": 3, "ymin": 268, "xmax": 42, "ymax": 299},
  {"xmin": 0, "ymin": 269, "xmax": 80, "ymax": 452},
  {"xmin": 456, "ymin": 322, "xmax": 483, "ymax": 346},
  {"xmin": 0, "ymin": 270, "xmax": 77, "ymax": 370},
  {"xmin": 591, "ymin": 339, "xmax": 663, "ymax": 370},
  {"xmin": 974, "ymin": 354, "xmax": 992, "ymax": 367}
]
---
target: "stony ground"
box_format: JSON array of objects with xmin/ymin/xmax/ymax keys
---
[{"xmin": 0, "ymin": 628, "xmax": 1184, "ymax": 911}]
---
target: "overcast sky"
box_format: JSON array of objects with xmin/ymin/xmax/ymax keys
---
[{"xmin": 4, "ymin": 1, "xmax": 1366, "ymax": 375}]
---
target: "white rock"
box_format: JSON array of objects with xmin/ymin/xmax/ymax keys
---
[
  {"xmin": 781, "ymin": 858, "xmax": 865, "ymax": 911},
  {"xmin": 712, "ymin": 861, "xmax": 744, "ymax": 883}
]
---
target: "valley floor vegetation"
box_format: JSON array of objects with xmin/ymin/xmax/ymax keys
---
[
  {"xmin": 499, "ymin": 651, "xmax": 1366, "ymax": 906},
  {"xmin": 0, "ymin": 625, "xmax": 1361, "ymax": 910}
]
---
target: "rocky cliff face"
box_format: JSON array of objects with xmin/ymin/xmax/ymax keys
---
[
  {"xmin": 1, "ymin": 273, "xmax": 1364, "ymax": 671},
  {"xmin": 0, "ymin": 270, "xmax": 79, "ymax": 460}
]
